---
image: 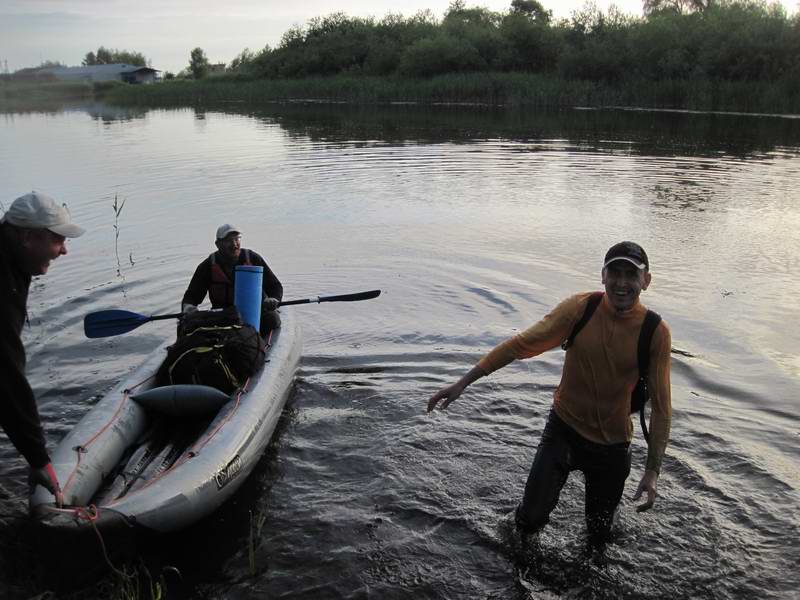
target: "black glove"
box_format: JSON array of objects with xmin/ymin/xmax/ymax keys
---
[{"xmin": 262, "ymin": 297, "xmax": 280, "ymax": 311}]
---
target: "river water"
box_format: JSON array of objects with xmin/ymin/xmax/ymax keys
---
[{"xmin": 0, "ymin": 102, "xmax": 798, "ymax": 599}]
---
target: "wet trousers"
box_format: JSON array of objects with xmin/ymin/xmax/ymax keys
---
[{"xmin": 515, "ymin": 409, "xmax": 631, "ymax": 543}]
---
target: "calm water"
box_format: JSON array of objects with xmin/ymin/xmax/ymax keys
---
[{"xmin": 1, "ymin": 102, "xmax": 799, "ymax": 599}]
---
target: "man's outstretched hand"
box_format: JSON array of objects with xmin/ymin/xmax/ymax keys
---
[
  {"xmin": 427, "ymin": 383, "xmax": 466, "ymax": 412},
  {"xmin": 427, "ymin": 366, "xmax": 487, "ymax": 413},
  {"xmin": 30, "ymin": 463, "xmax": 64, "ymax": 507}
]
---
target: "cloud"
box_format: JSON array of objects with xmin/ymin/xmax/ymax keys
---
[{"xmin": 0, "ymin": 10, "xmax": 289, "ymax": 72}]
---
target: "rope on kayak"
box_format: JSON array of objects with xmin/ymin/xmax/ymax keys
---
[
  {"xmin": 190, "ymin": 386, "xmax": 244, "ymax": 453},
  {"xmin": 62, "ymin": 375, "xmax": 153, "ymax": 495},
  {"xmin": 72, "ymin": 504, "xmax": 131, "ymax": 580}
]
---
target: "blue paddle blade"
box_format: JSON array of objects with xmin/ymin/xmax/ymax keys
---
[{"xmin": 84, "ymin": 309, "xmax": 151, "ymax": 338}]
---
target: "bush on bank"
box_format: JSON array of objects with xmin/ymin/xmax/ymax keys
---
[
  {"xmin": 230, "ymin": 1, "xmax": 799, "ymax": 86},
  {"xmin": 8, "ymin": 1, "xmax": 799, "ymax": 113},
  {"xmin": 126, "ymin": 1, "xmax": 798, "ymax": 112}
]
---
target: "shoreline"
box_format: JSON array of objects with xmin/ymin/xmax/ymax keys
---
[
  {"xmin": 2, "ymin": 74, "xmax": 799, "ymax": 117},
  {"xmin": 105, "ymin": 74, "xmax": 800, "ymax": 115}
]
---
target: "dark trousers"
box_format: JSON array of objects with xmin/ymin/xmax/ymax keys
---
[{"xmin": 515, "ymin": 409, "xmax": 631, "ymax": 543}]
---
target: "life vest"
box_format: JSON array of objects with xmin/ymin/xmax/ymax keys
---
[{"xmin": 208, "ymin": 249, "xmax": 251, "ymax": 308}]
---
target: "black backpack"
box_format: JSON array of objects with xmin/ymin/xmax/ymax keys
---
[
  {"xmin": 156, "ymin": 309, "xmax": 266, "ymax": 395},
  {"xmin": 561, "ymin": 292, "xmax": 662, "ymax": 442}
]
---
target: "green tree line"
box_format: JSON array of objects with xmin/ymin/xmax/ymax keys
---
[
  {"xmin": 83, "ymin": 46, "xmax": 148, "ymax": 67},
  {"xmin": 222, "ymin": 0, "xmax": 799, "ymax": 86}
]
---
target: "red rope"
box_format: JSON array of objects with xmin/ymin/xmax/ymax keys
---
[
  {"xmin": 67, "ymin": 333, "xmax": 271, "ymax": 503},
  {"xmin": 72, "ymin": 504, "xmax": 131, "ymax": 580},
  {"xmin": 107, "ymin": 384, "xmax": 246, "ymax": 503},
  {"xmin": 62, "ymin": 375, "xmax": 153, "ymax": 496}
]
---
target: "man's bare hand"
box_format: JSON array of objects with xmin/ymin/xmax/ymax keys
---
[
  {"xmin": 633, "ymin": 469, "xmax": 659, "ymax": 512},
  {"xmin": 427, "ymin": 383, "xmax": 465, "ymax": 412},
  {"xmin": 427, "ymin": 366, "xmax": 487, "ymax": 413},
  {"xmin": 30, "ymin": 463, "xmax": 64, "ymax": 507}
]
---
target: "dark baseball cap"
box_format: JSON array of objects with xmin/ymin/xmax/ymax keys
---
[{"xmin": 603, "ymin": 241, "xmax": 649, "ymax": 270}]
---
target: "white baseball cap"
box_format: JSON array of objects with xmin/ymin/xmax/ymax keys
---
[
  {"xmin": 216, "ymin": 224, "xmax": 241, "ymax": 240},
  {"xmin": 1, "ymin": 192, "xmax": 85, "ymax": 237}
]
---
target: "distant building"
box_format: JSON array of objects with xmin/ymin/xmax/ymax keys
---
[
  {"xmin": 208, "ymin": 63, "xmax": 227, "ymax": 76},
  {"xmin": 40, "ymin": 63, "xmax": 160, "ymax": 84}
]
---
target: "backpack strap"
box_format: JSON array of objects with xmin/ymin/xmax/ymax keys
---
[
  {"xmin": 635, "ymin": 309, "xmax": 662, "ymax": 442},
  {"xmin": 561, "ymin": 292, "xmax": 604, "ymax": 351},
  {"xmin": 637, "ymin": 310, "xmax": 662, "ymax": 381}
]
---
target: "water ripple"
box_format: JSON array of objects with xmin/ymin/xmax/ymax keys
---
[{"xmin": 1, "ymin": 105, "xmax": 798, "ymax": 599}]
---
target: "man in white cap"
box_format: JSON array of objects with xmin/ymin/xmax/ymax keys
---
[
  {"xmin": 181, "ymin": 224, "xmax": 283, "ymax": 335},
  {"xmin": 0, "ymin": 191, "xmax": 85, "ymax": 506},
  {"xmin": 427, "ymin": 241, "xmax": 672, "ymax": 548}
]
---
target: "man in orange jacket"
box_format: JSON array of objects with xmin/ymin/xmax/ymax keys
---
[{"xmin": 428, "ymin": 241, "xmax": 671, "ymax": 545}]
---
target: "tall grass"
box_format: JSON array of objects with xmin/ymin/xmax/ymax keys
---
[
  {"xmin": 101, "ymin": 562, "xmax": 168, "ymax": 600},
  {"xmin": 0, "ymin": 80, "xmax": 92, "ymax": 101},
  {"xmin": 248, "ymin": 509, "xmax": 268, "ymax": 576},
  {"xmin": 105, "ymin": 73, "xmax": 800, "ymax": 113},
  {"xmin": 0, "ymin": 79, "xmax": 127, "ymax": 112}
]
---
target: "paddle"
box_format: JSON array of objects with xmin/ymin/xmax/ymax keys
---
[
  {"xmin": 83, "ymin": 289, "xmax": 382, "ymax": 338},
  {"xmin": 278, "ymin": 289, "xmax": 381, "ymax": 306}
]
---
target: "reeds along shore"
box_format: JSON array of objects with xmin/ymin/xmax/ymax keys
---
[
  {"xmin": 101, "ymin": 73, "xmax": 800, "ymax": 114},
  {"xmin": 2, "ymin": 73, "xmax": 798, "ymax": 114},
  {"xmin": 0, "ymin": 79, "xmax": 124, "ymax": 112}
]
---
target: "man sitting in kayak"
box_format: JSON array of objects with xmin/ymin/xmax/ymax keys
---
[{"xmin": 181, "ymin": 224, "xmax": 283, "ymax": 335}]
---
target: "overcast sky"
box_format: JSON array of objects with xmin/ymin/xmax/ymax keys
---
[{"xmin": 1, "ymin": 0, "xmax": 797, "ymax": 74}]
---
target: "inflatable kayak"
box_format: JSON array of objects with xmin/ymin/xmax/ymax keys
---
[{"xmin": 29, "ymin": 310, "xmax": 301, "ymax": 533}]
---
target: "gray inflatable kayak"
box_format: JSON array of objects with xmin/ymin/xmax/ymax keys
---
[{"xmin": 29, "ymin": 310, "xmax": 301, "ymax": 533}]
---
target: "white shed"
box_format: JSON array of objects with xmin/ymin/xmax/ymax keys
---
[{"xmin": 42, "ymin": 64, "xmax": 160, "ymax": 84}]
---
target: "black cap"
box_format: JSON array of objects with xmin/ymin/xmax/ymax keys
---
[{"xmin": 603, "ymin": 241, "xmax": 649, "ymax": 270}]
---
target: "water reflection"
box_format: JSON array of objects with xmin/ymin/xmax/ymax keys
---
[
  {"xmin": 0, "ymin": 100, "xmax": 147, "ymax": 122},
  {"xmin": 82, "ymin": 102, "xmax": 148, "ymax": 123},
  {"xmin": 228, "ymin": 101, "xmax": 800, "ymax": 157},
  {"xmin": 6, "ymin": 100, "xmax": 800, "ymax": 156}
]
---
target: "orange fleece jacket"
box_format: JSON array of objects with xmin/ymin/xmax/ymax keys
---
[{"xmin": 477, "ymin": 292, "xmax": 671, "ymax": 473}]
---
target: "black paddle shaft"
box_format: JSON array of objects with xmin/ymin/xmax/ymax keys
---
[{"xmin": 279, "ymin": 290, "xmax": 381, "ymax": 307}]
